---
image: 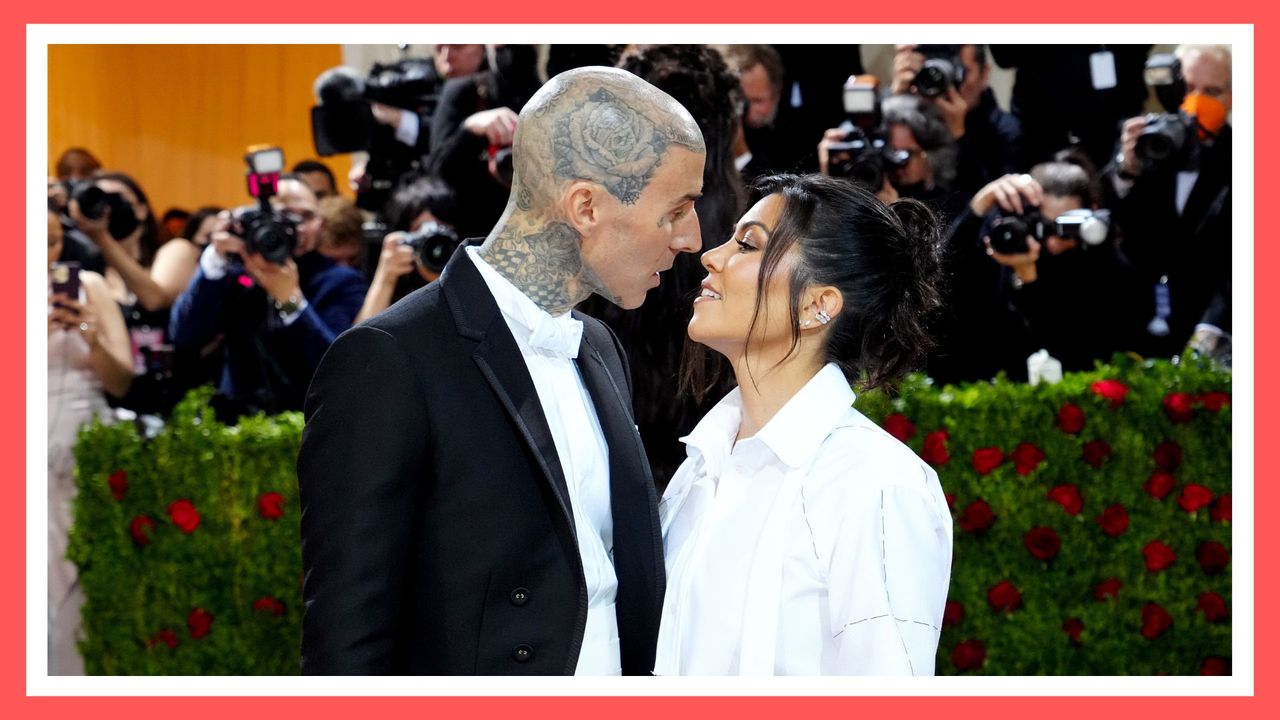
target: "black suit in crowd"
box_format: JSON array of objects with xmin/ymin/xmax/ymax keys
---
[
  {"xmin": 1107, "ymin": 126, "xmax": 1232, "ymax": 358},
  {"xmin": 297, "ymin": 243, "xmax": 664, "ymax": 675},
  {"xmin": 953, "ymin": 88, "xmax": 1025, "ymax": 197}
]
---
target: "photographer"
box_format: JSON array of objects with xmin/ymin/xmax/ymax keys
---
[
  {"xmin": 168, "ymin": 174, "xmax": 368, "ymax": 416},
  {"xmin": 426, "ymin": 45, "xmax": 542, "ymax": 238},
  {"xmin": 891, "ymin": 44, "xmax": 1023, "ymax": 196},
  {"xmin": 1106, "ymin": 44, "xmax": 1232, "ymax": 358},
  {"xmin": 980, "ymin": 155, "xmax": 1148, "ymax": 373},
  {"xmin": 355, "ymin": 175, "xmax": 459, "ymax": 323}
]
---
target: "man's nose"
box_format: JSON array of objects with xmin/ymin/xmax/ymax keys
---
[{"xmin": 674, "ymin": 216, "xmax": 703, "ymax": 254}]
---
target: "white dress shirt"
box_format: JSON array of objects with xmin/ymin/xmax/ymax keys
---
[
  {"xmin": 655, "ymin": 363, "xmax": 953, "ymax": 675},
  {"xmin": 467, "ymin": 247, "xmax": 621, "ymax": 675}
]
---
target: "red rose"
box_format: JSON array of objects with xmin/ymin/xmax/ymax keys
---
[
  {"xmin": 1094, "ymin": 577, "xmax": 1122, "ymax": 601},
  {"xmin": 1047, "ymin": 484, "xmax": 1083, "ymax": 516},
  {"xmin": 882, "ymin": 413, "xmax": 917, "ymax": 442},
  {"xmin": 1153, "ymin": 440, "xmax": 1183, "ymax": 471},
  {"xmin": 1198, "ymin": 391, "xmax": 1231, "ymax": 413},
  {"xmin": 108, "ymin": 470, "xmax": 128, "ymax": 501},
  {"xmin": 1090, "ymin": 379, "xmax": 1129, "ymax": 409},
  {"xmin": 958, "ymin": 499, "xmax": 996, "ymax": 534},
  {"xmin": 972, "ymin": 447, "xmax": 1005, "ymax": 475},
  {"xmin": 1197, "ymin": 592, "xmax": 1228, "ymax": 623},
  {"xmin": 146, "ymin": 628, "xmax": 179, "ymax": 649},
  {"xmin": 943, "ymin": 601, "xmax": 965, "ymax": 627},
  {"xmin": 253, "ymin": 596, "xmax": 286, "ymax": 617},
  {"xmin": 1097, "ymin": 504, "xmax": 1130, "ymax": 537},
  {"xmin": 1141, "ymin": 602, "xmax": 1173, "ymax": 640},
  {"xmin": 1082, "ymin": 439, "xmax": 1112, "ymax": 468},
  {"xmin": 258, "ymin": 492, "xmax": 285, "ymax": 520},
  {"xmin": 1197, "ymin": 541, "xmax": 1229, "ymax": 575},
  {"xmin": 1146, "ymin": 538, "xmax": 1172, "ymax": 571},
  {"xmin": 987, "ymin": 580, "xmax": 1022, "ymax": 613},
  {"xmin": 944, "ymin": 493, "xmax": 956, "ymax": 512},
  {"xmin": 168, "ymin": 499, "xmax": 200, "ymax": 534},
  {"xmin": 921, "ymin": 429, "xmax": 951, "ymax": 466},
  {"xmin": 1057, "ymin": 403, "xmax": 1085, "ymax": 435},
  {"xmin": 1011, "ymin": 442, "xmax": 1046, "ymax": 476},
  {"xmin": 1162, "ymin": 392, "xmax": 1195, "ymax": 424},
  {"xmin": 129, "ymin": 515, "xmax": 156, "ymax": 546},
  {"xmin": 1144, "ymin": 471, "xmax": 1176, "ymax": 500},
  {"xmin": 1200, "ymin": 656, "xmax": 1230, "ymax": 675},
  {"xmin": 1143, "ymin": 540, "xmax": 1177, "ymax": 572},
  {"xmin": 951, "ymin": 639, "xmax": 986, "ymax": 672},
  {"xmin": 187, "ymin": 608, "xmax": 213, "ymax": 639},
  {"xmin": 1211, "ymin": 494, "xmax": 1231, "ymax": 522},
  {"xmin": 1024, "ymin": 527, "xmax": 1061, "ymax": 561},
  {"xmin": 1063, "ymin": 617, "xmax": 1084, "ymax": 645},
  {"xmin": 1178, "ymin": 484, "xmax": 1214, "ymax": 513}
]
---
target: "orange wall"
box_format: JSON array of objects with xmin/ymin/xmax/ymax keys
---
[{"xmin": 48, "ymin": 45, "xmax": 351, "ymax": 218}]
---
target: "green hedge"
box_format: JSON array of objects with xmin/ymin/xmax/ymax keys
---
[{"xmin": 71, "ymin": 355, "xmax": 1230, "ymax": 675}]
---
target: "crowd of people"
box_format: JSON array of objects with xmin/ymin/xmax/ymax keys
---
[{"xmin": 46, "ymin": 43, "xmax": 1234, "ymax": 674}]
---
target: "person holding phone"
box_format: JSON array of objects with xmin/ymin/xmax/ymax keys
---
[{"xmin": 47, "ymin": 206, "xmax": 132, "ymax": 675}]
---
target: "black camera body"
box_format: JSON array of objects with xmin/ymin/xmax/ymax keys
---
[
  {"xmin": 912, "ymin": 45, "xmax": 966, "ymax": 99},
  {"xmin": 66, "ymin": 181, "xmax": 141, "ymax": 240},
  {"xmin": 227, "ymin": 147, "xmax": 298, "ymax": 265},
  {"xmin": 398, "ymin": 221, "xmax": 461, "ymax": 274},
  {"xmin": 827, "ymin": 125, "xmax": 910, "ymax": 193},
  {"xmin": 1136, "ymin": 112, "xmax": 1194, "ymax": 168},
  {"xmin": 989, "ymin": 208, "xmax": 1111, "ymax": 254}
]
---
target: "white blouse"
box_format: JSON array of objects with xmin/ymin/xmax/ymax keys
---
[{"xmin": 654, "ymin": 363, "xmax": 952, "ymax": 676}]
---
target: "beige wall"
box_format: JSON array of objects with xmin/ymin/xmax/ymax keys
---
[{"xmin": 49, "ymin": 45, "xmax": 350, "ymax": 218}]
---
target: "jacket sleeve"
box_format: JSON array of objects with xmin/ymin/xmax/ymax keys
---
[
  {"xmin": 283, "ymin": 268, "xmax": 369, "ymax": 374},
  {"xmin": 297, "ymin": 324, "xmax": 429, "ymax": 674},
  {"xmin": 168, "ymin": 266, "xmax": 231, "ymax": 349}
]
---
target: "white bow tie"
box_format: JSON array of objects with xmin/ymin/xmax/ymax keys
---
[{"xmin": 527, "ymin": 312, "xmax": 583, "ymax": 359}]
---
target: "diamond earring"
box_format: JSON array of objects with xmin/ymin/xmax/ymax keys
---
[{"xmin": 815, "ymin": 310, "xmax": 831, "ymax": 325}]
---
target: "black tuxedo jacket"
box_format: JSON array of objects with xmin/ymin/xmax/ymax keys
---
[{"xmin": 297, "ymin": 245, "xmax": 664, "ymax": 674}]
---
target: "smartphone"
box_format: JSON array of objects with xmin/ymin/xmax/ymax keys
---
[{"xmin": 50, "ymin": 261, "xmax": 81, "ymax": 305}]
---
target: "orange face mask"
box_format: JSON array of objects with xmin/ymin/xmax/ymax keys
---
[{"xmin": 1181, "ymin": 93, "xmax": 1228, "ymax": 139}]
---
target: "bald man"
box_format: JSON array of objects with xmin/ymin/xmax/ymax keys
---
[{"xmin": 298, "ymin": 67, "xmax": 706, "ymax": 675}]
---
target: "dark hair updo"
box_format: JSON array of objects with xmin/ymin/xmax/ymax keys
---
[{"xmin": 685, "ymin": 174, "xmax": 945, "ymax": 398}]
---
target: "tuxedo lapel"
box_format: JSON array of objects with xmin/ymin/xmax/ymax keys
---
[
  {"xmin": 575, "ymin": 325, "xmax": 664, "ymax": 671},
  {"xmin": 440, "ymin": 245, "xmax": 576, "ymax": 539}
]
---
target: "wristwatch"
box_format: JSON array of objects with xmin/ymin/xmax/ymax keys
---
[
  {"xmin": 274, "ymin": 293, "xmax": 304, "ymax": 316},
  {"xmin": 1115, "ymin": 152, "xmax": 1138, "ymax": 181}
]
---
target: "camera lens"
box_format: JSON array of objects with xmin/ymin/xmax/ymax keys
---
[
  {"xmin": 989, "ymin": 216, "xmax": 1031, "ymax": 255},
  {"xmin": 913, "ymin": 61, "xmax": 952, "ymax": 98},
  {"xmin": 71, "ymin": 184, "xmax": 108, "ymax": 220}
]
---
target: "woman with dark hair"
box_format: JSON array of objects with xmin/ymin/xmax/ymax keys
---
[
  {"xmin": 655, "ymin": 174, "xmax": 953, "ymax": 676},
  {"xmin": 581, "ymin": 44, "xmax": 746, "ymax": 488}
]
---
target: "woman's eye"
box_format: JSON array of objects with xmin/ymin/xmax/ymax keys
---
[{"xmin": 736, "ymin": 239, "xmax": 757, "ymax": 252}]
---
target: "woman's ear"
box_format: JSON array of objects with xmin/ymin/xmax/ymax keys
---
[{"xmin": 804, "ymin": 285, "xmax": 845, "ymax": 325}]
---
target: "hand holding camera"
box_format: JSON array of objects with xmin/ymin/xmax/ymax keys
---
[
  {"xmin": 970, "ymin": 173, "xmax": 1044, "ymax": 217},
  {"xmin": 374, "ymin": 232, "xmax": 419, "ymax": 286},
  {"xmin": 464, "ymin": 107, "xmax": 518, "ymax": 147},
  {"xmin": 1117, "ymin": 116, "xmax": 1147, "ymax": 177}
]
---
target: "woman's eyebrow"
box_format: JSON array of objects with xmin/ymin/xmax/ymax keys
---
[{"xmin": 735, "ymin": 220, "xmax": 773, "ymax": 237}]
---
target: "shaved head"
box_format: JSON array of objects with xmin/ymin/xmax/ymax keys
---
[
  {"xmin": 510, "ymin": 66, "xmax": 705, "ymax": 215},
  {"xmin": 480, "ymin": 66, "xmax": 706, "ymax": 314}
]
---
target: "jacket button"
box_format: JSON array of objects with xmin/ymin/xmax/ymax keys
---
[
  {"xmin": 513, "ymin": 644, "xmax": 534, "ymax": 662},
  {"xmin": 510, "ymin": 587, "xmax": 530, "ymax": 606}
]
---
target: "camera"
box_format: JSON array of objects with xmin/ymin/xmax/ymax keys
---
[
  {"xmin": 398, "ymin": 221, "xmax": 461, "ymax": 274},
  {"xmin": 825, "ymin": 75, "xmax": 908, "ymax": 192},
  {"xmin": 228, "ymin": 146, "xmax": 299, "ymax": 265},
  {"xmin": 64, "ymin": 181, "xmax": 141, "ymax": 240},
  {"xmin": 1136, "ymin": 112, "xmax": 1194, "ymax": 167},
  {"xmin": 911, "ymin": 45, "xmax": 966, "ymax": 99},
  {"xmin": 311, "ymin": 56, "xmax": 441, "ymax": 214},
  {"xmin": 989, "ymin": 208, "xmax": 1110, "ymax": 254}
]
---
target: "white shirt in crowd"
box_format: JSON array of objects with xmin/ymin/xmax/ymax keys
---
[
  {"xmin": 467, "ymin": 246, "xmax": 621, "ymax": 675},
  {"xmin": 655, "ymin": 363, "xmax": 953, "ymax": 675}
]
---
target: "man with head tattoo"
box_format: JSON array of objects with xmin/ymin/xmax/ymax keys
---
[{"xmin": 298, "ymin": 66, "xmax": 705, "ymax": 675}]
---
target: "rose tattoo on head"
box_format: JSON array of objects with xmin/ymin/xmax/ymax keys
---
[{"xmin": 553, "ymin": 88, "xmax": 669, "ymax": 205}]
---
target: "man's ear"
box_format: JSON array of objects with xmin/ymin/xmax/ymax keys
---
[{"xmin": 562, "ymin": 181, "xmax": 603, "ymax": 237}]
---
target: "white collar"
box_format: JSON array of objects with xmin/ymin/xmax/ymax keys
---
[
  {"xmin": 467, "ymin": 246, "xmax": 583, "ymax": 357},
  {"xmin": 682, "ymin": 363, "xmax": 857, "ymax": 470}
]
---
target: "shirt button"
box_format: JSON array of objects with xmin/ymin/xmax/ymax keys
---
[
  {"xmin": 513, "ymin": 644, "xmax": 534, "ymax": 662},
  {"xmin": 510, "ymin": 587, "xmax": 530, "ymax": 606}
]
